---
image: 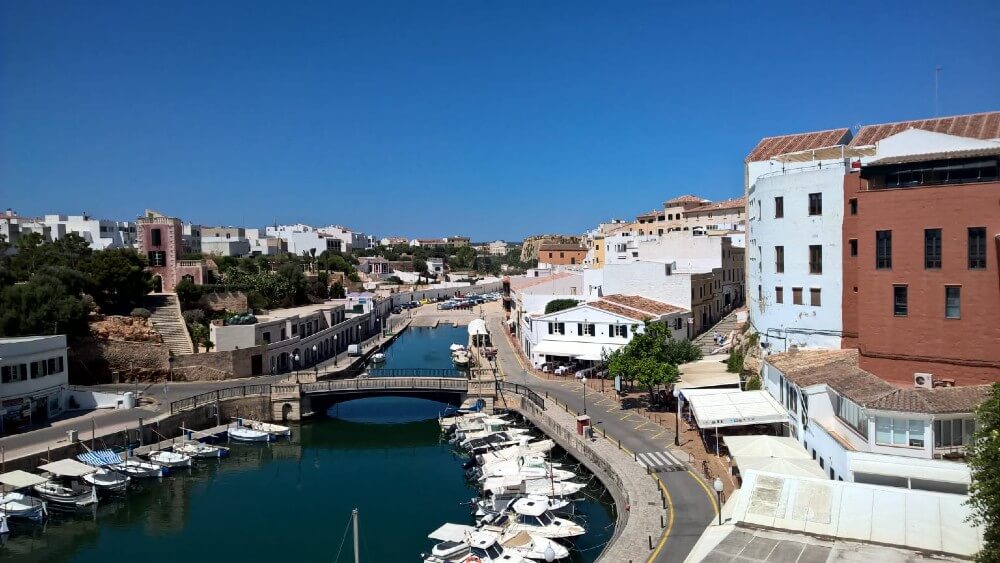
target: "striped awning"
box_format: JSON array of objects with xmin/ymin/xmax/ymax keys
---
[{"xmin": 77, "ymin": 450, "xmax": 123, "ymax": 466}]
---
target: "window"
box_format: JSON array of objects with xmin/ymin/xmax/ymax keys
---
[
  {"xmin": 612, "ymin": 324, "xmax": 629, "ymax": 338},
  {"xmin": 548, "ymin": 322, "xmax": 565, "ymax": 335},
  {"xmin": 292, "ymin": 324, "xmax": 298, "ymax": 335},
  {"xmin": 674, "ymin": 318, "xmax": 683, "ymax": 330},
  {"xmin": 849, "ymin": 239, "xmax": 857, "ymax": 257},
  {"xmin": 150, "ymin": 228, "xmax": 162, "ymax": 246},
  {"xmin": 792, "ymin": 287, "xmax": 803, "ymax": 305},
  {"xmin": 576, "ymin": 323, "xmax": 595, "ymax": 336},
  {"xmin": 893, "ymin": 285, "xmax": 908, "ymax": 316},
  {"xmin": 810, "ymin": 288, "xmax": 821, "ymax": 306},
  {"xmin": 775, "ymin": 246, "xmax": 784, "ymax": 273},
  {"xmin": 808, "ymin": 193, "xmax": 822, "ymax": 215},
  {"xmin": 809, "ymin": 245, "xmax": 822, "ymax": 274},
  {"xmin": 924, "ymin": 228, "xmax": 942, "ymax": 269},
  {"xmin": 934, "ymin": 419, "xmax": 976, "ymax": 449},
  {"xmin": 945, "ymin": 286, "xmax": 961, "ymax": 319},
  {"xmin": 876, "ymin": 230, "xmax": 892, "ymax": 269},
  {"xmin": 757, "ymin": 285, "xmax": 762, "ymax": 302},
  {"xmin": 849, "ymin": 198, "xmax": 857, "ymax": 215},
  {"xmin": 876, "ymin": 417, "xmax": 925, "ymax": 447},
  {"xmin": 969, "ymin": 227, "xmax": 987, "ymax": 269},
  {"xmin": 834, "ymin": 395, "xmax": 868, "ymax": 438},
  {"xmin": 775, "ymin": 287, "xmax": 784, "ymax": 303},
  {"xmin": 262, "ymin": 332, "xmax": 271, "ymax": 344},
  {"xmin": 147, "ymin": 251, "xmax": 166, "ymax": 267},
  {"xmin": 774, "ymin": 196, "xmax": 784, "ymax": 218}
]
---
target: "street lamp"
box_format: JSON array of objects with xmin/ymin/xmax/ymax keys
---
[
  {"xmin": 581, "ymin": 376, "xmax": 588, "ymax": 415},
  {"xmin": 334, "ymin": 335, "xmax": 338, "ymax": 366},
  {"xmin": 293, "ymin": 353, "xmax": 300, "ymax": 383},
  {"xmin": 713, "ymin": 477, "xmax": 724, "ymax": 525},
  {"xmin": 673, "ymin": 388, "xmax": 682, "ymax": 447}
]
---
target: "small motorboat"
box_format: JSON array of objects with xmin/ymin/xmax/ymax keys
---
[
  {"xmin": 147, "ymin": 450, "xmax": 192, "ymax": 468},
  {"xmin": 424, "ymin": 525, "xmax": 527, "ymax": 563},
  {"xmin": 82, "ymin": 468, "xmax": 129, "ymax": 493},
  {"xmin": 488, "ymin": 497, "xmax": 585, "ymax": 540},
  {"xmin": 112, "ymin": 459, "xmax": 169, "ymax": 478},
  {"xmin": 32, "ymin": 480, "xmax": 97, "ymax": 508},
  {"xmin": 499, "ymin": 530, "xmax": 570, "ymax": 561},
  {"xmin": 173, "ymin": 440, "xmax": 229, "ymax": 459},
  {"xmin": 452, "ymin": 350, "xmax": 471, "ymax": 369},
  {"xmin": 242, "ymin": 419, "xmax": 291, "ymax": 438},
  {"xmin": 228, "ymin": 426, "xmax": 272, "ymax": 442},
  {"xmin": 0, "ymin": 491, "xmax": 46, "ymax": 522},
  {"xmin": 449, "ymin": 343, "xmax": 466, "ymax": 352},
  {"xmin": 475, "ymin": 494, "xmax": 571, "ymax": 523},
  {"xmin": 482, "ymin": 476, "xmax": 586, "ymax": 500},
  {"xmin": 371, "ymin": 352, "xmax": 386, "ymax": 364}
]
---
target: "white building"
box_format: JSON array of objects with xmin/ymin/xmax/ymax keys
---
[
  {"xmin": 762, "ymin": 348, "xmax": 980, "ymax": 494},
  {"xmin": 0, "ymin": 336, "xmax": 69, "ymax": 428},
  {"xmin": 267, "ymin": 224, "xmax": 343, "ymax": 255},
  {"xmin": 317, "ymin": 225, "xmax": 369, "ymax": 253},
  {"xmin": 245, "ymin": 228, "xmax": 286, "ymax": 256},
  {"xmin": 0, "ymin": 211, "xmax": 136, "ymax": 250},
  {"xmin": 181, "ymin": 223, "xmax": 202, "ymax": 255},
  {"xmin": 522, "ymin": 294, "xmax": 690, "ymax": 368},
  {"xmin": 426, "ymin": 257, "xmax": 445, "ymax": 275}
]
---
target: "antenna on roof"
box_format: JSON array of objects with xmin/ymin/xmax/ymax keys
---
[{"xmin": 934, "ymin": 66, "xmax": 942, "ymax": 117}]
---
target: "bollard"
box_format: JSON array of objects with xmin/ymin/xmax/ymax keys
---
[
  {"xmin": 661, "ymin": 514, "xmax": 665, "ymax": 528},
  {"xmin": 663, "ymin": 495, "xmax": 667, "ymax": 509},
  {"xmin": 634, "ymin": 451, "xmax": 637, "ymax": 462},
  {"xmin": 618, "ymin": 438, "xmax": 621, "ymax": 450},
  {"xmin": 648, "ymin": 536, "xmax": 653, "ymax": 550}
]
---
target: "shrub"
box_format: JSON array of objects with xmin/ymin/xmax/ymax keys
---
[
  {"xmin": 130, "ymin": 307, "xmax": 151, "ymax": 319},
  {"xmin": 545, "ymin": 299, "xmax": 580, "ymax": 314},
  {"xmin": 182, "ymin": 309, "xmax": 205, "ymax": 325},
  {"xmin": 726, "ymin": 350, "xmax": 745, "ymax": 374},
  {"xmin": 744, "ymin": 375, "xmax": 762, "ymax": 391}
]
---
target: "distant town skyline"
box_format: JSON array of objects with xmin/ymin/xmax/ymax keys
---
[{"xmin": 2, "ymin": 1, "xmax": 998, "ymax": 239}]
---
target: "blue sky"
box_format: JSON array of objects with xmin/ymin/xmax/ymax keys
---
[{"xmin": 2, "ymin": 1, "xmax": 998, "ymax": 241}]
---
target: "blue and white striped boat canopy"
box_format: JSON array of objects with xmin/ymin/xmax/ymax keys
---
[{"xmin": 78, "ymin": 449, "xmax": 123, "ymax": 466}]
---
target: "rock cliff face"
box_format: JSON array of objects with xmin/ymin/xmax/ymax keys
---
[
  {"xmin": 89, "ymin": 315, "xmax": 163, "ymax": 343},
  {"xmin": 520, "ymin": 235, "xmax": 582, "ymax": 262}
]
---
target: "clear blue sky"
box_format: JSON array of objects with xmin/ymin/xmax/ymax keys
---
[{"xmin": 2, "ymin": 1, "xmax": 998, "ymax": 241}]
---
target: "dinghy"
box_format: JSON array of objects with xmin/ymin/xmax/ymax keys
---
[
  {"xmin": 242, "ymin": 419, "xmax": 291, "ymax": 438},
  {"xmin": 228, "ymin": 426, "xmax": 271, "ymax": 442},
  {"xmin": 0, "ymin": 471, "xmax": 48, "ymax": 522},
  {"xmin": 81, "ymin": 468, "xmax": 129, "ymax": 493},
  {"xmin": 173, "ymin": 440, "xmax": 229, "ymax": 459},
  {"xmin": 112, "ymin": 460, "xmax": 169, "ymax": 478},
  {"xmin": 148, "ymin": 450, "xmax": 192, "ymax": 468}
]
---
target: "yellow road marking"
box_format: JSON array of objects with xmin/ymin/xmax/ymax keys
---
[
  {"xmin": 687, "ymin": 470, "xmax": 720, "ymax": 516},
  {"xmin": 650, "ymin": 429, "xmax": 666, "ymax": 440},
  {"xmin": 634, "ymin": 420, "xmax": 650, "ymax": 431},
  {"xmin": 648, "ymin": 475, "xmax": 674, "ymax": 562}
]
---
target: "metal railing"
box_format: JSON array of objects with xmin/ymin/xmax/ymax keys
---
[
  {"xmin": 367, "ymin": 368, "xmax": 466, "ymax": 378},
  {"xmin": 499, "ymin": 382, "xmax": 545, "ymax": 409},
  {"xmin": 169, "ymin": 384, "xmax": 273, "ymax": 415},
  {"xmin": 301, "ymin": 377, "xmax": 469, "ymax": 394}
]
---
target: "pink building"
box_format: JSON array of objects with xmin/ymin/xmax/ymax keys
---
[{"xmin": 136, "ymin": 210, "xmax": 210, "ymax": 292}]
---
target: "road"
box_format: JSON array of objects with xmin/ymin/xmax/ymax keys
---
[{"xmin": 486, "ymin": 315, "xmax": 716, "ymax": 563}]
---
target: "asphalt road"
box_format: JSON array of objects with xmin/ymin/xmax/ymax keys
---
[{"xmin": 486, "ymin": 316, "xmax": 716, "ymax": 563}]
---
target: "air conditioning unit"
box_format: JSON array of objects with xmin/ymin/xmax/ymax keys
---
[{"xmin": 914, "ymin": 372, "xmax": 934, "ymax": 389}]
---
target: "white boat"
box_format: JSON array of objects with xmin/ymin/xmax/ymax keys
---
[
  {"xmin": 475, "ymin": 440, "xmax": 555, "ymax": 467},
  {"xmin": 173, "ymin": 440, "xmax": 229, "ymax": 459},
  {"xmin": 148, "ymin": 450, "xmax": 192, "ymax": 468},
  {"xmin": 32, "ymin": 481, "xmax": 98, "ymax": 508},
  {"xmin": 243, "ymin": 419, "xmax": 291, "ymax": 438},
  {"xmin": 499, "ymin": 530, "xmax": 570, "ymax": 561},
  {"xmin": 486, "ymin": 497, "xmax": 585, "ymax": 540},
  {"xmin": 477, "ymin": 457, "xmax": 575, "ymax": 483},
  {"xmin": 464, "ymin": 433, "xmax": 531, "ymax": 455},
  {"xmin": 482, "ymin": 476, "xmax": 586, "ymax": 500},
  {"xmin": 452, "ymin": 350, "xmax": 471, "ymax": 369},
  {"xmin": 371, "ymin": 352, "xmax": 386, "ymax": 364},
  {"xmin": 228, "ymin": 426, "xmax": 272, "ymax": 442},
  {"xmin": 111, "ymin": 459, "xmax": 169, "ymax": 478},
  {"xmin": 424, "ymin": 525, "xmax": 527, "ymax": 563},
  {"xmin": 449, "ymin": 343, "xmax": 466, "ymax": 352},
  {"xmin": 0, "ymin": 491, "xmax": 46, "ymax": 522},
  {"xmin": 441, "ymin": 412, "xmax": 505, "ymax": 432},
  {"xmin": 458, "ymin": 427, "xmax": 531, "ymax": 449},
  {"xmin": 475, "ymin": 494, "xmax": 571, "ymax": 522},
  {"xmin": 81, "ymin": 468, "xmax": 129, "ymax": 493}
]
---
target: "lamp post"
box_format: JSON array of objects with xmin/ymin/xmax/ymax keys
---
[
  {"xmin": 713, "ymin": 477, "xmax": 724, "ymax": 525},
  {"xmin": 312, "ymin": 345, "xmax": 318, "ymax": 377},
  {"xmin": 293, "ymin": 353, "xmax": 300, "ymax": 383},
  {"xmin": 581, "ymin": 376, "xmax": 588, "ymax": 415},
  {"xmin": 673, "ymin": 388, "xmax": 682, "ymax": 446},
  {"xmin": 334, "ymin": 335, "xmax": 338, "ymax": 366}
]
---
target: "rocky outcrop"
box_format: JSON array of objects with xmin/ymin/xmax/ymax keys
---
[
  {"xmin": 520, "ymin": 235, "xmax": 582, "ymax": 262},
  {"xmin": 89, "ymin": 315, "xmax": 162, "ymax": 343}
]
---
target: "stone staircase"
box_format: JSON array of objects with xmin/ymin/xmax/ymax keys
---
[
  {"xmin": 145, "ymin": 293, "xmax": 195, "ymax": 355},
  {"xmin": 692, "ymin": 310, "xmax": 741, "ymax": 355}
]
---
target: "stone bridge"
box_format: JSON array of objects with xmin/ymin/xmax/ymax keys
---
[{"xmin": 271, "ymin": 370, "xmax": 500, "ymax": 420}]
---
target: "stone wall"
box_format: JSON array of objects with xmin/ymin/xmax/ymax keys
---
[
  {"xmin": 198, "ymin": 291, "xmax": 248, "ymax": 313},
  {"xmin": 170, "ymin": 346, "xmax": 264, "ymax": 381},
  {"xmin": 69, "ymin": 336, "xmax": 170, "ymax": 384}
]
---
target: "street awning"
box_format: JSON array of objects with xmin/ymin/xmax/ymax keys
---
[
  {"xmin": 732, "ymin": 456, "xmax": 826, "ymax": 479},
  {"xmin": 723, "ymin": 436, "xmax": 811, "ymax": 459},
  {"xmin": 675, "ymin": 357, "xmax": 742, "ymax": 390},
  {"xmin": 38, "ymin": 459, "xmax": 97, "ymax": 477},
  {"xmin": 531, "ymin": 340, "xmax": 621, "ymax": 360},
  {"xmin": 0, "ymin": 470, "xmax": 48, "ymax": 489},
  {"xmin": 468, "ymin": 319, "xmax": 489, "ymax": 336},
  {"xmin": 687, "ymin": 390, "xmax": 788, "ymax": 429}
]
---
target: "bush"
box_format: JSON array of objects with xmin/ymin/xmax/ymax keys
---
[
  {"xmin": 744, "ymin": 374, "xmax": 762, "ymax": 391},
  {"xmin": 726, "ymin": 350, "xmax": 745, "ymax": 373},
  {"xmin": 545, "ymin": 299, "xmax": 580, "ymax": 314},
  {"xmin": 182, "ymin": 309, "xmax": 205, "ymax": 325},
  {"xmin": 130, "ymin": 307, "xmax": 151, "ymax": 319},
  {"xmin": 386, "ymin": 276, "xmax": 403, "ymax": 284}
]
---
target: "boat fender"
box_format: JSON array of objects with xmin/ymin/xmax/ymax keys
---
[{"xmin": 464, "ymin": 557, "xmax": 482, "ymax": 563}]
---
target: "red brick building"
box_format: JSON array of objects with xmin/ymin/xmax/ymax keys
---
[
  {"xmin": 842, "ymin": 113, "xmax": 1000, "ymax": 386},
  {"xmin": 137, "ymin": 210, "xmax": 210, "ymax": 292}
]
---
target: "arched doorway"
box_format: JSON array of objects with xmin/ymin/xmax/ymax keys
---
[
  {"xmin": 152, "ymin": 275, "xmax": 163, "ymax": 293},
  {"xmin": 281, "ymin": 403, "xmax": 293, "ymax": 421}
]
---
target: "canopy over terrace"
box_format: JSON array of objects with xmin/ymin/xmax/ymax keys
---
[
  {"xmin": 686, "ymin": 390, "xmax": 787, "ymax": 429},
  {"xmin": 531, "ymin": 341, "xmax": 622, "ymax": 362},
  {"xmin": 38, "ymin": 459, "xmax": 97, "ymax": 478}
]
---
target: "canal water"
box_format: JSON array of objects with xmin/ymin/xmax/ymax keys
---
[{"xmin": 0, "ymin": 327, "xmax": 615, "ymax": 562}]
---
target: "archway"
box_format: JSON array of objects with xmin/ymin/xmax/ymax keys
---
[
  {"xmin": 152, "ymin": 275, "xmax": 163, "ymax": 293},
  {"xmin": 281, "ymin": 403, "xmax": 293, "ymax": 421}
]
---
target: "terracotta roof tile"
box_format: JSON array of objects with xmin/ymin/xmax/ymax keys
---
[
  {"xmin": 850, "ymin": 111, "xmax": 1000, "ymax": 147},
  {"xmin": 665, "ymin": 195, "xmax": 707, "ymax": 205},
  {"xmin": 587, "ymin": 300, "xmax": 649, "ymax": 321},
  {"xmin": 601, "ymin": 294, "xmax": 687, "ymax": 316},
  {"xmin": 766, "ymin": 349, "xmax": 990, "ymax": 414},
  {"xmin": 746, "ymin": 128, "xmax": 852, "ymax": 162},
  {"xmin": 686, "ymin": 197, "xmax": 747, "ymax": 213},
  {"xmin": 865, "ymin": 145, "xmax": 1000, "ymax": 166}
]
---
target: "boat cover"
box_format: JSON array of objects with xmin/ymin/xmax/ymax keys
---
[
  {"xmin": 0, "ymin": 470, "xmax": 49, "ymax": 489},
  {"xmin": 428, "ymin": 523, "xmax": 475, "ymax": 542},
  {"xmin": 78, "ymin": 450, "xmax": 123, "ymax": 467},
  {"xmin": 38, "ymin": 459, "xmax": 97, "ymax": 477}
]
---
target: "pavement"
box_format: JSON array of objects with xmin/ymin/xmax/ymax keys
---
[{"xmin": 485, "ymin": 313, "xmax": 717, "ymax": 563}]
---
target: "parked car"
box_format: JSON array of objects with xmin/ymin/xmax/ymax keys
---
[{"xmin": 391, "ymin": 306, "xmax": 402, "ymax": 315}]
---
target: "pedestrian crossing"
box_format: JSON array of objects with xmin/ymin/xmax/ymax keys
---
[{"xmin": 636, "ymin": 450, "xmax": 687, "ymax": 472}]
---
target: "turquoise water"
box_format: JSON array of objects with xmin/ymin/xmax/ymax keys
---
[
  {"xmin": 377, "ymin": 324, "xmax": 469, "ymax": 371},
  {"xmin": 0, "ymin": 328, "xmax": 615, "ymax": 562}
]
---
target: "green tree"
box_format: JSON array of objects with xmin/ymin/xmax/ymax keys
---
[
  {"xmin": 174, "ymin": 278, "xmax": 203, "ymax": 309},
  {"xmin": 606, "ymin": 321, "xmax": 682, "ymax": 401},
  {"xmin": 83, "ymin": 248, "xmax": 153, "ymax": 314},
  {"xmin": 453, "ymin": 246, "xmax": 476, "ymax": 269},
  {"xmin": 545, "ymin": 299, "xmax": 580, "ymax": 315},
  {"xmin": 968, "ymin": 383, "xmax": 1000, "ymax": 561},
  {"xmin": 0, "ymin": 276, "xmax": 90, "ymax": 337},
  {"xmin": 330, "ymin": 282, "xmax": 346, "ymax": 299}
]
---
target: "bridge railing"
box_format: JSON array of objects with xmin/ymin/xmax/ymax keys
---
[
  {"xmin": 367, "ymin": 368, "xmax": 466, "ymax": 378},
  {"xmin": 170, "ymin": 384, "xmax": 273, "ymax": 415},
  {"xmin": 301, "ymin": 377, "xmax": 469, "ymax": 394},
  {"xmin": 498, "ymin": 382, "xmax": 545, "ymax": 409}
]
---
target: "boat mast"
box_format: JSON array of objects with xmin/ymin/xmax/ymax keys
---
[{"xmin": 352, "ymin": 508, "xmax": 359, "ymax": 563}]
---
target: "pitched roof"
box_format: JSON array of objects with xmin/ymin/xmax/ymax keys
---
[
  {"xmin": 864, "ymin": 145, "xmax": 1000, "ymax": 166},
  {"xmin": 600, "ymin": 294, "xmax": 687, "ymax": 316},
  {"xmin": 685, "ymin": 197, "xmax": 746, "ymax": 213},
  {"xmin": 587, "ymin": 300, "xmax": 650, "ymax": 321},
  {"xmin": 850, "ymin": 111, "xmax": 1000, "ymax": 147},
  {"xmin": 766, "ymin": 349, "xmax": 991, "ymax": 414},
  {"xmin": 746, "ymin": 128, "xmax": 852, "ymax": 162},
  {"xmin": 636, "ymin": 209, "xmax": 660, "ymax": 218},
  {"xmin": 665, "ymin": 195, "xmax": 707, "ymax": 205}
]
